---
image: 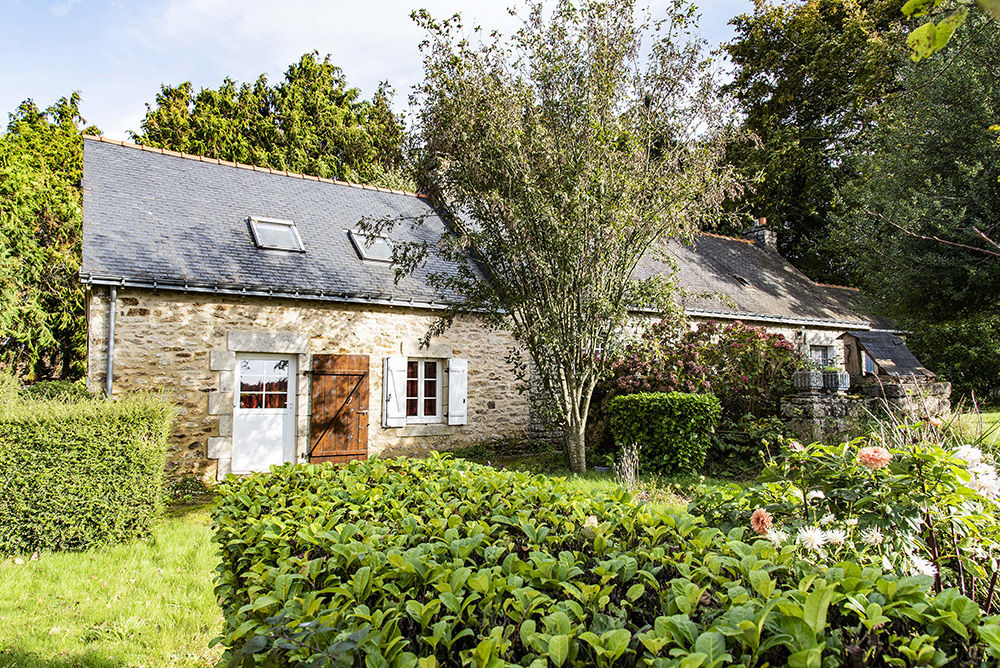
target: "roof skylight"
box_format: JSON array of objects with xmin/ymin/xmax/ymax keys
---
[
  {"xmin": 348, "ymin": 230, "xmax": 393, "ymax": 263},
  {"xmin": 249, "ymin": 217, "xmax": 304, "ymax": 252},
  {"xmin": 732, "ymin": 274, "xmax": 753, "ymax": 288}
]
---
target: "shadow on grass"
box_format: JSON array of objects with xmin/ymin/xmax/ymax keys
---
[
  {"xmin": 163, "ymin": 496, "xmax": 217, "ymax": 520},
  {"xmin": 0, "ymin": 648, "xmax": 122, "ymax": 668}
]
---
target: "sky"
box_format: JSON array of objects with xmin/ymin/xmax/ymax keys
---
[{"xmin": 0, "ymin": 0, "xmax": 754, "ymax": 139}]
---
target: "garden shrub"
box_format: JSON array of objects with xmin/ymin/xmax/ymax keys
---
[
  {"xmin": 690, "ymin": 419, "xmax": 1000, "ymax": 613},
  {"xmin": 0, "ymin": 389, "xmax": 175, "ymax": 554},
  {"xmin": 213, "ymin": 455, "xmax": 1000, "ymax": 666},
  {"xmin": 607, "ymin": 392, "xmax": 721, "ymax": 474},
  {"xmin": 21, "ymin": 378, "xmax": 93, "ymax": 402}
]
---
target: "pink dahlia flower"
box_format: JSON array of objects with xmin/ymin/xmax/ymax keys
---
[
  {"xmin": 858, "ymin": 446, "xmax": 892, "ymax": 471},
  {"xmin": 750, "ymin": 508, "xmax": 773, "ymax": 535}
]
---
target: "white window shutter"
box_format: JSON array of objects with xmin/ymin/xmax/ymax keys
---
[
  {"xmin": 447, "ymin": 358, "xmax": 468, "ymax": 425},
  {"xmin": 383, "ymin": 355, "xmax": 407, "ymax": 427}
]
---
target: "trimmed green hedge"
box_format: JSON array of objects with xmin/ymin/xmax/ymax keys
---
[
  {"xmin": 0, "ymin": 390, "xmax": 175, "ymax": 554},
  {"xmin": 607, "ymin": 392, "xmax": 721, "ymax": 474},
  {"xmin": 213, "ymin": 456, "xmax": 1000, "ymax": 666}
]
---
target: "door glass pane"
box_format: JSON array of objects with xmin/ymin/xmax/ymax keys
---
[
  {"xmin": 265, "ymin": 377, "xmax": 288, "ymax": 393},
  {"xmin": 240, "ymin": 392, "xmax": 263, "ymax": 409},
  {"xmin": 264, "ymin": 393, "xmax": 287, "ymax": 409}
]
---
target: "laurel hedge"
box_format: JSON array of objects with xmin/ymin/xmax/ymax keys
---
[
  {"xmin": 213, "ymin": 455, "xmax": 1000, "ymax": 666},
  {"xmin": 0, "ymin": 386, "xmax": 175, "ymax": 554},
  {"xmin": 607, "ymin": 392, "xmax": 721, "ymax": 473}
]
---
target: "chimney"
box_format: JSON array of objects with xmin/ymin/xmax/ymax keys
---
[{"xmin": 743, "ymin": 216, "xmax": 778, "ymax": 252}]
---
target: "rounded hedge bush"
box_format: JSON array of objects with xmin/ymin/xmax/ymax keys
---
[{"xmin": 213, "ymin": 455, "xmax": 1000, "ymax": 666}]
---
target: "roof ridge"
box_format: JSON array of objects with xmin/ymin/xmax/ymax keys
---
[
  {"xmin": 81, "ymin": 134, "xmax": 429, "ymax": 200},
  {"xmin": 699, "ymin": 231, "xmax": 754, "ymax": 245},
  {"xmin": 814, "ymin": 281, "xmax": 861, "ymax": 292}
]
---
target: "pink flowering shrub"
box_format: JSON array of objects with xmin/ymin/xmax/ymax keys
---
[{"xmin": 606, "ymin": 319, "xmax": 805, "ymax": 421}]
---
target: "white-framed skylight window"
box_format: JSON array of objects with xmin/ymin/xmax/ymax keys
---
[
  {"xmin": 348, "ymin": 229, "xmax": 393, "ymax": 263},
  {"xmin": 732, "ymin": 274, "xmax": 753, "ymax": 288},
  {"xmin": 249, "ymin": 217, "xmax": 305, "ymax": 252}
]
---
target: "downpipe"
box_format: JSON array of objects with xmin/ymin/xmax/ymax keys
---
[{"xmin": 105, "ymin": 287, "xmax": 116, "ymax": 398}]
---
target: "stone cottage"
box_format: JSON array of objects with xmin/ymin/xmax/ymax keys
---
[{"xmin": 80, "ymin": 136, "xmax": 898, "ymax": 480}]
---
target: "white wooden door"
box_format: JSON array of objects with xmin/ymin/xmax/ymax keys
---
[{"xmin": 233, "ymin": 354, "xmax": 296, "ymax": 473}]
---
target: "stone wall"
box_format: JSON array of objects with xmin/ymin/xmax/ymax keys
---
[
  {"xmin": 781, "ymin": 378, "xmax": 952, "ymax": 444},
  {"xmin": 86, "ymin": 287, "xmax": 531, "ymax": 480}
]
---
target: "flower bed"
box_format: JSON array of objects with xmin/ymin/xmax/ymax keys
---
[
  {"xmin": 691, "ymin": 421, "xmax": 1000, "ymax": 613},
  {"xmin": 214, "ymin": 455, "xmax": 1000, "ymax": 665}
]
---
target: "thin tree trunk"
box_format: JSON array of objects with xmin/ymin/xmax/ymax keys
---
[{"xmin": 566, "ymin": 412, "xmax": 588, "ymax": 474}]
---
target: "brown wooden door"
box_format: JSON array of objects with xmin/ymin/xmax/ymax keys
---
[{"xmin": 309, "ymin": 354, "xmax": 369, "ymax": 464}]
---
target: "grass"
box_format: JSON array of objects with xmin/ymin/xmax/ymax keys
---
[
  {"xmin": 952, "ymin": 410, "xmax": 1000, "ymax": 452},
  {"xmin": 0, "ymin": 502, "xmax": 222, "ymax": 667}
]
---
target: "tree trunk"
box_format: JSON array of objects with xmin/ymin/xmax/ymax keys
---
[{"xmin": 565, "ymin": 409, "xmax": 588, "ymax": 474}]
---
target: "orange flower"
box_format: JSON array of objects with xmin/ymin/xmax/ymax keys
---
[
  {"xmin": 858, "ymin": 446, "xmax": 892, "ymax": 471},
  {"xmin": 751, "ymin": 508, "xmax": 773, "ymax": 535}
]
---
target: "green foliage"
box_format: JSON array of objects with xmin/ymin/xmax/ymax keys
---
[
  {"xmin": 0, "ymin": 93, "xmax": 97, "ymax": 380},
  {"xmin": 722, "ymin": 0, "xmax": 907, "ymax": 280},
  {"xmin": 21, "ymin": 378, "xmax": 92, "ymax": 402},
  {"xmin": 0, "ymin": 381, "xmax": 175, "ymax": 554},
  {"xmin": 905, "ymin": 313, "xmax": 1000, "ymax": 402},
  {"xmin": 902, "ymin": 0, "xmax": 1000, "ymax": 60},
  {"xmin": 133, "ymin": 52, "xmax": 410, "ymax": 188},
  {"xmin": 607, "ymin": 392, "xmax": 721, "ymax": 474},
  {"xmin": 691, "ymin": 418, "xmax": 1000, "ymax": 610},
  {"xmin": 213, "ymin": 455, "xmax": 999, "ymax": 665},
  {"xmin": 831, "ymin": 17, "xmax": 1000, "ymax": 320},
  {"xmin": 370, "ymin": 0, "xmax": 746, "ymax": 473}
]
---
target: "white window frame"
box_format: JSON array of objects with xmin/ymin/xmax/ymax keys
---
[
  {"xmin": 249, "ymin": 216, "xmax": 305, "ymax": 252},
  {"xmin": 348, "ymin": 229, "xmax": 393, "ymax": 263},
  {"xmin": 810, "ymin": 345, "xmax": 834, "ymax": 366},
  {"xmin": 405, "ymin": 358, "xmax": 444, "ymax": 424}
]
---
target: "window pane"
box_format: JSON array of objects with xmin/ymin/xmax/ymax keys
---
[
  {"xmin": 241, "ymin": 359, "xmax": 265, "ymax": 375},
  {"xmin": 406, "ymin": 397, "xmax": 418, "ymax": 416},
  {"xmin": 265, "ymin": 393, "xmax": 287, "ymax": 409},
  {"xmin": 424, "ymin": 377, "xmax": 436, "ymax": 398},
  {"xmin": 265, "ymin": 378, "xmax": 288, "ymax": 393},
  {"xmin": 406, "ymin": 378, "xmax": 418, "ymax": 399},
  {"xmin": 424, "ymin": 361, "xmax": 437, "ymax": 377},
  {"xmin": 267, "ymin": 359, "xmax": 289, "ymax": 378},
  {"xmin": 240, "ymin": 376, "xmax": 264, "ymax": 394},
  {"xmin": 240, "ymin": 392, "xmax": 262, "ymax": 409},
  {"xmin": 407, "ymin": 361, "xmax": 418, "ymax": 379},
  {"xmin": 254, "ymin": 220, "xmax": 301, "ymax": 250},
  {"xmin": 424, "ymin": 396, "xmax": 437, "ymax": 415}
]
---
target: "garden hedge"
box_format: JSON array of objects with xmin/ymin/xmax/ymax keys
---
[
  {"xmin": 0, "ymin": 389, "xmax": 175, "ymax": 554},
  {"xmin": 607, "ymin": 392, "xmax": 721, "ymax": 474},
  {"xmin": 213, "ymin": 455, "xmax": 1000, "ymax": 666}
]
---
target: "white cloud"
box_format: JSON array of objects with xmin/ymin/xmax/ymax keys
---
[{"xmin": 51, "ymin": 0, "xmax": 81, "ymax": 17}]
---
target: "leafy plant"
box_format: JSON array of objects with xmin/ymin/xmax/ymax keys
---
[
  {"xmin": 213, "ymin": 455, "xmax": 1000, "ymax": 666},
  {"xmin": 0, "ymin": 375, "xmax": 175, "ymax": 553},
  {"xmin": 607, "ymin": 392, "xmax": 721, "ymax": 474},
  {"xmin": 692, "ymin": 418, "xmax": 1000, "ymax": 612}
]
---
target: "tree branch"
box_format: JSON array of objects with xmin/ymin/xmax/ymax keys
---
[{"xmin": 866, "ymin": 209, "xmax": 1000, "ymax": 259}]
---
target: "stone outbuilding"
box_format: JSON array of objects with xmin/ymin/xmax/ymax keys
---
[{"xmin": 80, "ymin": 136, "xmax": 903, "ymax": 480}]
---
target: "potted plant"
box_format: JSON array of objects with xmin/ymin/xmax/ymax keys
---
[
  {"xmin": 822, "ymin": 366, "xmax": 850, "ymax": 392},
  {"xmin": 793, "ymin": 368, "xmax": 824, "ymax": 391}
]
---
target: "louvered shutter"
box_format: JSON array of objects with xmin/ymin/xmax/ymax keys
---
[
  {"xmin": 382, "ymin": 355, "xmax": 407, "ymax": 427},
  {"xmin": 447, "ymin": 358, "xmax": 468, "ymax": 425}
]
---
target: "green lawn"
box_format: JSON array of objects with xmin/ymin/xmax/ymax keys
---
[
  {"xmin": 953, "ymin": 410, "xmax": 1000, "ymax": 451},
  {"xmin": 0, "ymin": 503, "xmax": 222, "ymax": 667}
]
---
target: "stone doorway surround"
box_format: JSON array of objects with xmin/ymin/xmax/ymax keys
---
[{"xmin": 206, "ymin": 330, "xmax": 310, "ymax": 480}]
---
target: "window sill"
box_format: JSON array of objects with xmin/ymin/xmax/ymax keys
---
[{"xmin": 396, "ymin": 424, "xmax": 460, "ymax": 437}]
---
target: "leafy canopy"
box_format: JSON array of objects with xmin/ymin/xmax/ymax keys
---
[
  {"xmin": 368, "ymin": 0, "xmax": 745, "ymax": 473},
  {"xmin": 0, "ymin": 94, "xmax": 96, "ymax": 379},
  {"xmin": 134, "ymin": 52, "xmax": 411, "ymax": 189}
]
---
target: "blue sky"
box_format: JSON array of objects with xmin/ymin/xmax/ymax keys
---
[{"xmin": 1, "ymin": 0, "xmax": 754, "ymax": 138}]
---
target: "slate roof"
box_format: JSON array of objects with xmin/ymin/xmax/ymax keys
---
[
  {"xmin": 844, "ymin": 331, "xmax": 934, "ymax": 378},
  {"xmin": 80, "ymin": 136, "xmax": 885, "ymax": 328}
]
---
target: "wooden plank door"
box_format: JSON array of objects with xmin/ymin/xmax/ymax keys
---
[{"xmin": 309, "ymin": 354, "xmax": 369, "ymax": 464}]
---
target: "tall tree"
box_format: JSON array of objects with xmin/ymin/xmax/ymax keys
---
[
  {"xmin": 0, "ymin": 94, "xmax": 97, "ymax": 379},
  {"xmin": 722, "ymin": 0, "xmax": 908, "ymax": 280},
  {"xmin": 831, "ymin": 16, "xmax": 1000, "ymax": 397},
  {"xmin": 368, "ymin": 0, "xmax": 744, "ymax": 473},
  {"xmin": 134, "ymin": 52, "xmax": 411, "ymax": 188}
]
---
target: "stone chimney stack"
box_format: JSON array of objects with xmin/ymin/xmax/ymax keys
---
[{"xmin": 743, "ymin": 216, "xmax": 778, "ymax": 252}]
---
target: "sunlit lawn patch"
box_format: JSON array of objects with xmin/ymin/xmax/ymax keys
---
[{"xmin": 0, "ymin": 503, "xmax": 222, "ymax": 667}]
